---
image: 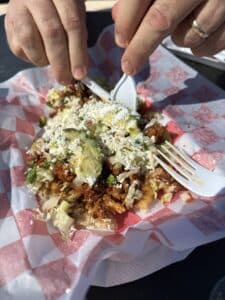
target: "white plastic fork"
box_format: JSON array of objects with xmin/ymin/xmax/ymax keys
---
[
  {"xmin": 154, "ymin": 141, "xmax": 225, "ymax": 197},
  {"xmin": 82, "ymin": 73, "xmax": 137, "ymax": 111}
]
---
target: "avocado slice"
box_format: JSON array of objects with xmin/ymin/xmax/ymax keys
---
[
  {"xmin": 68, "ymin": 131, "xmax": 103, "ymax": 185},
  {"xmin": 63, "ymin": 128, "xmax": 86, "ymax": 140}
]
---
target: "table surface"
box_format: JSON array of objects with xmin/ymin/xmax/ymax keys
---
[{"xmin": 1, "ymin": 10, "xmax": 225, "ymax": 300}]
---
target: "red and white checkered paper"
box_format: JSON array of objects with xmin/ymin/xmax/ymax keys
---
[{"xmin": 1, "ymin": 25, "xmax": 225, "ymax": 300}]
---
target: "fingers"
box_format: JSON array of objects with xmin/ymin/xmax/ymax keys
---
[
  {"xmin": 120, "ymin": 0, "xmax": 203, "ymax": 75},
  {"xmin": 26, "ymin": 0, "xmax": 72, "ymax": 83},
  {"xmin": 52, "ymin": 0, "xmax": 88, "ymax": 80},
  {"xmin": 5, "ymin": 0, "xmax": 88, "ymax": 83},
  {"xmin": 111, "ymin": 1, "xmax": 119, "ymax": 22},
  {"xmin": 172, "ymin": 0, "xmax": 225, "ymax": 49},
  {"xmin": 191, "ymin": 22, "xmax": 225, "ymax": 56},
  {"xmin": 12, "ymin": 11, "xmax": 48, "ymax": 66},
  {"xmin": 114, "ymin": 0, "xmax": 151, "ymax": 47},
  {"xmin": 5, "ymin": 5, "xmax": 45, "ymax": 64},
  {"xmin": 4, "ymin": 14, "xmax": 25, "ymax": 60}
]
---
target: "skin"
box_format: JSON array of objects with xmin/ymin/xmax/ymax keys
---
[
  {"xmin": 5, "ymin": 0, "xmax": 225, "ymax": 81},
  {"xmin": 5, "ymin": 0, "xmax": 88, "ymax": 83},
  {"xmin": 113, "ymin": 0, "xmax": 225, "ymax": 75}
]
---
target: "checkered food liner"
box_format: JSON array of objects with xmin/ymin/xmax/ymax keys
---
[{"xmin": 1, "ymin": 25, "xmax": 225, "ymax": 300}]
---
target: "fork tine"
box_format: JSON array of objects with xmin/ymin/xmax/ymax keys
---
[
  {"xmin": 160, "ymin": 144, "xmax": 195, "ymax": 175},
  {"xmin": 165, "ymin": 141, "xmax": 197, "ymax": 170},
  {"xmin": 157, "ymin": 149, "xmax": 192, "ymax": 180},
  {"xmin": 154, "ymin": 155, "xmax": 189, "ymax": 188},
  {"xmin": 158, "ymin": 145, "xmax": 204, "ymax": 186},
  {"xmin": 156, "ymin": 142, "xmax": 225, "ymax": 197}
]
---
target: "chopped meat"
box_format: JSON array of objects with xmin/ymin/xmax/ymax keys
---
[
  {"xmin": 49, "ymin": 110, "xmax": 57, "ymax": 118},
  {"xmin": 103, "ymin": 195, "xmax": 126, "ymax": 214},
  {"xmin": 66, "ymin": 188, "xmax": 83, "ymax": 202},
  {"xmin": 144, "ymin": 123, "xmax": 169, "ymax": 144},
  {"xmin": 135, "ymin": 176, "xmax": 154, "ymax": 210},
  {"xmin": 106, "ymin": 186, "xmax": 126, "ymax": 201},
  {"xmin": 150, "ymin": 166, "xmax": 171, "ymax": 181},
  {"xmin": 53, "ymin": 163, "xmax": 74, "ymax": 182},
  {"xmin": 49, "ymin": 181, "xmax": 61, "ymax": 193},
  {"xmin": 90, "ymin": 200, "xmax": 108, "ymax": 219}
]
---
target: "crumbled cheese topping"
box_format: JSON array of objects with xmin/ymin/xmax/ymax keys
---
[{"xmin": 28, "ymin": 92, "xmax": 158, "ymax": 187}]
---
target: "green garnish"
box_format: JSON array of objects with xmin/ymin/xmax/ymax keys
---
[
  {"xmin": 61, "ymin": 98, "xmax": 68, "ymax": 105},
  {"xmin": 42, "ymin": 161, "xmax": 51, "ymax": 169},
  {"xmin": 26, "ymin": 167, "xmax": 37, "ymax": 184},
  {"xmin": 106, "ymin": 174, "xmax": 116, "ymax": 185},
  {"xmin": 46, "ymin": 102, "xmax": 53, "ymax": 107},
  {"xmin": 63, "ymin": 128, "xmax": 78, "ymax": 133},
  {"xmin": 135, "ymin": 139, "xmax": 141, "ymax": 145},
  {"xmin": 39, "ymin": 116, "xmax": 47, "ymax": 128}
]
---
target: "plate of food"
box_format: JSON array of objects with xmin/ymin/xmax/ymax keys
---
[{"xmin": 25, "ymin": 82, "xmax": 184, "ymax": 237}]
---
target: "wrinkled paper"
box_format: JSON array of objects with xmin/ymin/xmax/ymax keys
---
[{"xmin": 162, "ymin": 36, "xmax": 225, "ymax": 71}]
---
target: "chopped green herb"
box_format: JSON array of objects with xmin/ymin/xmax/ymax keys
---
[
  {"xmin": 61, "ymin": 98, "xmax": 68, "ymax": 105},
  {"xmin": 106, "ymin": 174, "xmax": 116, "ymax": 185},
  {"xmin": 39, "ymin": 116, "xmax": 47, "ymax": 128},
  {"xmin": 42, "ymin": 161, "xmax": 51, "ymax": 169},
  {"xmin": 46, "ymin": 102, "xmax": 53, "ymax": 107},
  {"xmin": 63, "ymin": 128, "xmax": 78, "ymax": 133},
  {"xmin": 135, "ymin": 139, "xmax": 141, "ymax": 145},
  {"xmin": 26, "ymin": 167, "xmax": 37, "ymax": 184}
]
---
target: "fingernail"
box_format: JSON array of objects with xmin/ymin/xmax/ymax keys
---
[
  {"xmin": 122, "ymin": 59, "xmax": 134, "ymax": 75},
  {"xmin": 73, "ymin": 67, "xmax": 86, "ymax": 80},
  {"xmin": 115, "ymin": 31, "xmax": 127, "ymax": 47},
  {"xmin": 112, "ymin": 3, "xmax": 118, "ymax": 21}
]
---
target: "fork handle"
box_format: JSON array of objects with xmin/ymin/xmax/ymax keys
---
[{"xmin": 82, "ymin": 77, "xmax": 110, "ymax": 100}]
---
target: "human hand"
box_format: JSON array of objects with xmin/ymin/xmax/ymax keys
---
[
  {"xmin": 5, "ymin": 0, "xmax": 88, "ymax": 83},
  {"xmin": 113, "ymin": 0, "xmax": 225, "ymax": 75}
]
